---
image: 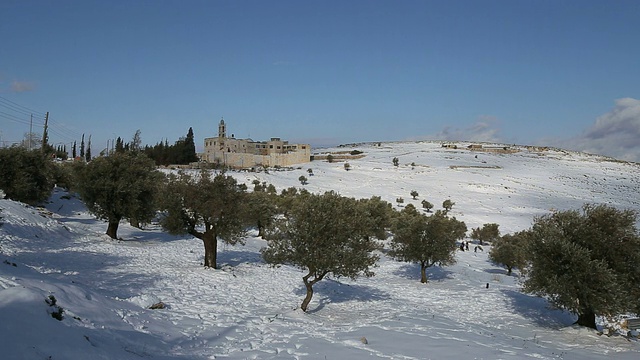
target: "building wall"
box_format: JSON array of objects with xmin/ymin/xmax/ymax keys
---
[{"xmin": 203, "ymin": 122, "xmax": 311, "ymax": 168}]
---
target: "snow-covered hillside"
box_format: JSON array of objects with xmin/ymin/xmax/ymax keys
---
[{"xmin": 1, "ymin": 141, "xmax": 639, "ymax": 359}]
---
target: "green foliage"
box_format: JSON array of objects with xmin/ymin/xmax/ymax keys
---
[
  {"xmin": 421, "ymin": 200, "xmax": 434, "ymax": 212},
  {"xmin": 489, "ymin": 231, "xmax": 529, "ymax": 276},
  {"xmin": 143, "ymin": 127, "xmax": 198, "ymax": 165},
  {"xmin": 298, "ymin": 175, "xmax": 308, "ymax": 185},
  {"xmin": 470, "ymin": 223, "xmax": 500, "ymax": 245},
  {"xmin": 410, "ymin": 190, "xmax": 419, "ymax": 199},
  {"xmin": 326, "ymin": 154, "xmax": 334, "ymax": 163},
  {"xmin": 50, "ymin": 162, "xmax": 74, "ymax": 190},
  {"xmin": 262, "ymin": 191, "xmax": 382, "ymax": 312},
  {"xmin": 396, "ymin": 197, "xmax": 404, "ymax": 204},
  {"xmin": 0, "ymin": 147, "xmax": 55, "ymax": 205},
  {"xmin": 350, "ymin": 150, "xmax": 363, "ymax": 155},
  {"xmin": 522, "ymin": 205, "xmax": 640, "ymax": 329},
  {"xmin": 160, "ymin": 171, "xmax": 247, "ymax": 268},
  {"xmin": 245, "ymin": 189, "xmax": 279, "ymax": 238},
  {"xmin": 442, "ymin": 199, "xmax": 455, "ymax": 213},
  {"xmin": 357, "ymin": 196, "xmax": 394, "ymax": 241},
  {"xmin": 392, "ymin": 157, "xmax": 399, "ymax": 166},
  {"xmin": 344, "ymin": 162, "xmax": 351, "ymax": 171},
  {"xmin": 390, "ymin": 209, "xmax": 467, "ymax": 283},
  {"xmin": 73, "ymin": 152, "xmax": 161, "ymax": 239}
]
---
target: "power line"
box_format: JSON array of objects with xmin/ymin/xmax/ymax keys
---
[
  {"xmin": 0, "ymin": 96, "xmax": 46, "ymax": 117},
  {"xmin": 0, "ymin": 111, "xmax": 44, "ymax": 127}
]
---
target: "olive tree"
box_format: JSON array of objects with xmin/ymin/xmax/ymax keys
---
[
  {"xmin": 470, "ymin": 223, "xmax": 500, "ymax": 245},
  {"xmin": 73, "ymin": 152, "xmax": 161, "ymax": 239},
  {"xmin": 421, "ymin": 200, "xmax": 434, "ymax": 212},
  {"xmin": 489, "ymin": 231, "xmax": 529, "ymax": 276},
  {"xmin": 442, "ymin": 199, "xmax": 455, "ymax": 213},
  {"xmin": 160, "ymin": 171, "xmax": 247, "ymax": 268},
  {"xmin": 390, "ymin": 209, "xmax": 467, "ymax": 283},
  {"xmin": 245, "ymin": 186, "xmax": 279, "ymax": 238},
  {"xmin": 522, "ymin": 204, "xmax": 640, "ymax": 329},
  {"xmin": 0, "ymin": 147, "xmax": 54, "ymax": 205},
  {"xmin": 262, "ymin": 191, "xmax": 382, "ymax": 312}
]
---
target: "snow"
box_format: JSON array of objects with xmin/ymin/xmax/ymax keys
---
[{"xmin": 1, "ymin": 141, "xmax": 639, "ymax": 359}]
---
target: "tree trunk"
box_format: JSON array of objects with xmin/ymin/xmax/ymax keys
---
[
  {"xmin": 106, "ymin": 219, "xmax": 120, "ymax": 239},
  {"xmin": 257, "ymin": 219, "xmax": 265, "ymax": 238},
  {"xmin": 507, "ymin": 266, "xmax": 512, "ymax": 276},
  {"xmin": 301, "ymin": 279, "xmax": 314, "ymax": 312},
  {"xmin": 575, "ymin": 309, "xmax": 597, "ymax": 329},
  {"xmin": 202, "ymin": 230, "xmax": 218, "ymax": 269},
  {"xmin": 301, "ymin": 272, "xmax": 326, "ymax": 312},
  {"xmin": 420, "ymin": 264, "xmax": 428, "ymax": 284}
]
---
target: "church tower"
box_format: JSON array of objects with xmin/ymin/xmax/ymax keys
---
[{"xmin": 218, "ymin": 118, "xmax": 226, "ymax": 138}]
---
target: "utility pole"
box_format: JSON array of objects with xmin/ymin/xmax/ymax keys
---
[
  {"xmin": 41, "ymin": 112, "xmax": 49, "ymax": 152},
  {"xmin": 29, "ymin": 114, "xmax": 33, "ymax": 150}
]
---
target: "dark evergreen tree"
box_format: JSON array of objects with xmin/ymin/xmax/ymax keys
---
[
  {"xmin": 183, "ymin": 127, "xmax": 198, "ymax": 163},
  {"xmin": 72, "ymin": 141, "xmax": 77, "ymax": 159},
  {"xmin": 522, "ymin": 205, "xmax": 640, "ymax": 329},
  {"xmin": 115, "ymin": 137, "xmax": 124, "ymax": 153},
  {"xmin": 410, "ymin": 190, "xmax": 419, "ymax": 200},
  {"xmin": 131, "ymin": 130, "xmax": 142, "ymax": 152},
  {"xmin": 80, "ymin": 134, "xmax": 85, "ymax": 158},
  {"xmin": 85, "ymin": 135, "xmax": 92, "ymax": 161}
]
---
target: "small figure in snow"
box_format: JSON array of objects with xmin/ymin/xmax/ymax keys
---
[
  {"xmin": 465, "ymin": 241, "xmax": 470, "ymax": 251},
  {"xmin": 460, "ymin": 242, "xmax": 465, "ymax": 251}
]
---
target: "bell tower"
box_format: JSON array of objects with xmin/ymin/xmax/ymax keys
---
[{"xmin": 218, "ymin": 118, "xmax": 226, "ymax": 138}]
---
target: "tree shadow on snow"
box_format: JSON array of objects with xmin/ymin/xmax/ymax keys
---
[
  {"xmin": 297, "ymin": 279, "xmax": 391, "ymax": 314},
  {"xmin": 217, "ymin": 248, "xmax": 264, "ymax": 267},
  {"xmin": 501, "ymin": 289, "xmax": 576, "ymax": 328},
  {"xmin": 392, "ymin": 263, "xmax": 454, "ymax": 282},
  {"xmin": 9, "ymin": 249, "xmax": 162, "ymax": 299},
  {"xmin": 484, "ymin": 268, "xmax": 511, "ymax": 275}
]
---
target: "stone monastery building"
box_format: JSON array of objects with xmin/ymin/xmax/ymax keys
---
[{"xmin": 202, "ymin": 119, "xmax": 311, "ymax": 168}]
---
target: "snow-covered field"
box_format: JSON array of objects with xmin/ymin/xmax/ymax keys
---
[{"xmin": 1, "ymin": 141, "xmax": 639, "ymax": 359}]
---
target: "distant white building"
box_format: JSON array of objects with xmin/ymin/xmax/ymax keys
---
[{"xmin": 202, "ymin": 118, "xmax": 311, "ymax": 168}]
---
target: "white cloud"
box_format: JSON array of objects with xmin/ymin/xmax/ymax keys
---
[
  {"xmin": 10, "ymin": 80, "xmax": 35, "ymax": 93},
  {"xmin": 412, "ymin": 115, "xmax": 503, "ymax": 143},
  {"xmin": 547, "ymin": 98, "xmax": 640, "ymax": 162}
]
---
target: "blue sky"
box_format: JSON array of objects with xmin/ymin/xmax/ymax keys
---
[{"xmin": 1, "ymin": 0, "xmax": 639, "ymax": 160}]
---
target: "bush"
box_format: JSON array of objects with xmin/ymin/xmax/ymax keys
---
[
  {"xmin": 45, "ymin": 295, "xmax": 64, "ymax": 321},
  {"xmin": 0, "ymin": 147, "xmax": 55, "ymax": 205},
  {"xmin": 350, "ymin": 150, "xmax": 363, "ymax": 155}
]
